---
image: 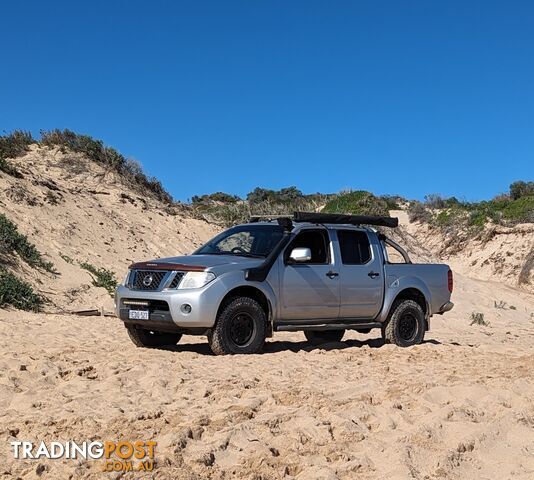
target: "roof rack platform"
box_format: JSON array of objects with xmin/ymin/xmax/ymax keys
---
[{"xmin": 293, "ymin": 211, "xmax": 398, "ymax": 228}]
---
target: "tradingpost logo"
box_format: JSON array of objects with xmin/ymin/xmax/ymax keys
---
[{"xmin": 11, "ymin": 440, "xmax": 157, "ymax": 472}]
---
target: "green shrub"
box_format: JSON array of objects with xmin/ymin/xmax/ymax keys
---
[
  {"xmin": 510, "ymin": 181, "xmax": 534, "ymax": 200},
  {"xmin": 502, "ymin": 195, "xmax": 534, "ymax": 222},
  {"xmin": 193, "ymin": 187, "xmax": 332, "ymax": 226},
  {"xmin": 407, "ymin": 201, "xmax": 432, "ymax": 223},
  {"xmin": 408, "ymin": 182, "xmax": 533, "ymax": 230},
  {"xmin": 424, "ymin": 194, "xmax": 447, "ymax": 209},
  {"xmin": 80, "ymin": 262, "xmax": 117, "ymax": 296},
  {"xmin": 0, "ymin": 213, "xmax": 57, "ymax": 273},
  {"xmin": 246, "ymin": 186, "xmax": 305, "ymax": 204},
  {"xmin": 381, "ymin": 195, "xmax": 404, "ymax": 210},
  {"xmin": 0, "ymin": 130, "xmax": 34, "ymax": 159},
  {"xmin": 192, "ymin": 192, "xmax": 241, "ymax": 204},
  {"xmin": 0, "ymin": 269, "xmax": 45, "ymax": 311},
  {"xmin": 40, "ymin": 129, "xmax": 173, "ymax": 204},
  {"xmin": 323, "ymin": 190, "xmax": 390, "ymax": 217},
  {"xmin": 0, "ymin": 130, "xmax": 34, "ymax": 177}
]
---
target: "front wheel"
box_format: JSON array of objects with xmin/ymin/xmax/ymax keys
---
[
  {"xmin": 304, "ymin": 329, "xmax": 345, "ymax": 345},
  {"xmin": 382, "ymin": 299, "xmax": 425, "ymax": 347},
  {"xmin": 126, "ymin": 326, "xmax": 182, "ymax": 348},
  {"xmin": 208, "ymin": 297, "xmax": 267, "ymax": 355}
]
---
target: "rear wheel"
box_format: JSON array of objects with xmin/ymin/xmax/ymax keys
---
[
  {"xmin": 209, "ymin": 297, "xmax": 267, "ymax": 355},
  {"xmin": 126, "ymin": 326, "xmax": 182, "ymax": 348},
  {"xmin": 304, "ymin": 329, "xmax": 345, "ymax": 345},
  {"xmin": 382, "ymin": 299, "xmax": 425, "ymax": 347}
]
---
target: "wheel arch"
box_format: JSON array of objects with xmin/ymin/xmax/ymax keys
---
[
  {"xmin": 379, "ymin": 277, "xmax": 432, "ymax": 324},
  {"xmin": 392, "ymin": 287, "xmax": 428, "ymax": 316},
  {"xmin": 216, "ymin": 285, "xmax": 273, "ymax": 336}
]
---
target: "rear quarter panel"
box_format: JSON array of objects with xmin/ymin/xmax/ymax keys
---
[{"xmin": 379, "ymin": 263, "xmax": 452, "ymax": 321}]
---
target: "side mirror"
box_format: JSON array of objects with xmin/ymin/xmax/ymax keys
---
[{"xmin": 289, "ymin": 247, "xmax": 312, "ymax": 263}]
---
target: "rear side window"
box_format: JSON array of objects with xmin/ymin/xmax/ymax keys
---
[{"xmin": 337, "ymin": 230, "xmax": 371, "ymax": 264}]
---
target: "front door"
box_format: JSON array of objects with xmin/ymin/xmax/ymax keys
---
[
  {"xmin": 279, "ymin": 228, "xmax": 340, "ymax": 320},
  {"xmin": 335, "ymin": 229, "xmax": 384, "ymax": 319}
]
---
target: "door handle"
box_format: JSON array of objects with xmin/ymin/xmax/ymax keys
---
[
  {"xmin": 326, "ymin": 271, "xmax": 339, "ymax": 279},
  {"xmin": 368, "ymin": 271, "xmax": 380, "ymax": 278}
]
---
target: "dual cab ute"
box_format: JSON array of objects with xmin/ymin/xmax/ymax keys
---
[{"xmin": 115, "ymin": 212, "xmax": 454, "ymax": 355}]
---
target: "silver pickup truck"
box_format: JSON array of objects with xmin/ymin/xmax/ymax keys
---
[{"xmin": 115, "ymin": 212, "xmax": 454, "ymax": 355}]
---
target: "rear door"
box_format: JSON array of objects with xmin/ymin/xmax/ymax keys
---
[
  {"xmin": 279, "ymin": 228, "xmax": 340, "ymax": 320},
  {"xmin": 335, "ymin": 229, "xmax": 384, "ymax": 319}
]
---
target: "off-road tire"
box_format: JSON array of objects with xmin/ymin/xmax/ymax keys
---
[
  {"xmin": 209, "ymin": 297, "xmax": 267, "ymax": 355},
  {"xmin": 304, "ymin": 329, "xmax": 345, "ymax": 345},
  {"xmin": 126, "ymin": 326, "xmax": 182, "ymax": 348},
  {"xmin": 382, "ymin": 299, "xmax": 425, "ymax": 347}
]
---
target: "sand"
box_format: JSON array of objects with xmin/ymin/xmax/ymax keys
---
[{"xmin": 1, "ymin": 270, "xmax": 533, "ymax": 480}]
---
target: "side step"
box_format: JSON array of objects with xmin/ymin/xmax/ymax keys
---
[{"xmin": 275, "ymin": 321, "xmax": 382, "ymax": 332}]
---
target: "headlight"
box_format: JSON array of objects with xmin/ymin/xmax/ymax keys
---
[
  {"xmin": 177, "ymin": 272, "xmax": 216, "ymax": 289},
  {"xmin": 122, "ymin": 271, "xmax": 131, "ymax": 286}
]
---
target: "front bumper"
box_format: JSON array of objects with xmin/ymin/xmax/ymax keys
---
[{"xmin": 115, "ymin": 279, "xmax": 227, "ymax": 330}]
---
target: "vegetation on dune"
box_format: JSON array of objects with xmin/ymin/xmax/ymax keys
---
[
  {"xmin": 0, "ymin": 213, "xmax": 57, "ymax": 273},
  {"xmin": 0, "ymin": 130, "xmax": 34, "ymax": 177},
  {"xmin": 408, "ymin": 182, "xmax": 534, "ymax": 231},
  {"xmin": 192, "ymin": 192, "xmax": 241, "ymax": 204},
  {"xmin": 80, "ymin": 262, "xmax": 117, "ymax": 296},
  {"xmin": 323, "ymin": 190, "xmax": 390, "ymax": 217},
  {"xmin": 0, "ymin": 268, "xmax": 45, "ymax": 311},
  {"xmin": 191, "ymin": 187, "xmax": 408, "ymax": 226},
  {"xmin": 191, "ymin": 186, "xmax": 334, "ymax": 226}
]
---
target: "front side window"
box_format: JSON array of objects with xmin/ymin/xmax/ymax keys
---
[
  {"xmin": 195, "ymin": 224, "xmax": 284, "ymax": 258},
  {"xmin": 337, "ymin": 230, "xmax": 371, "ymax": 264},
  {"xmin": 286, "ymin": 229, "xmax": 329, "ymax": 264}
]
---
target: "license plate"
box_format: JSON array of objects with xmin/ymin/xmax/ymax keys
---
[{"xmin": 129, "ymin": 310, "xmax": 149, "ymax": 320}]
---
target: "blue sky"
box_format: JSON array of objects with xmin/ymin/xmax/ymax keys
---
[{"xmin": 1, "ymin": 1, "xmax": 533, "ymax": 202}]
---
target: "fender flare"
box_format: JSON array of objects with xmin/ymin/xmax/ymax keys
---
[{"xmin": 378, "ymin": 275, "xmax": 432, "ymax": 323}]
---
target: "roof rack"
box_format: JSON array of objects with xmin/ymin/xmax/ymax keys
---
[
  {"xmin": 249, "ymin": 212, "xmax": 398, "ymax": 228},
  {"xmin": 293, "ymin": 211, "xmax": 398, "ymax": 228},
  {"xmin": 249, "ymin": 215, "xmax": 294, "ymax": 230}
]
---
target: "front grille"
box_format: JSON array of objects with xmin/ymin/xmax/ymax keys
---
[
  {"xmin": 169, "ymin": 272, "xmax": 185, "ymax": 289},
  {"xmin": 130, "ymin": 270, "xmax": 168, "ymax": 291}
]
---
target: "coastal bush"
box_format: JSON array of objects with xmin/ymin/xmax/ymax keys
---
[
  {"xmin": 323, "ymin": 190, "xmax": 390, "ymax": 217},
  {"xmin": 0, "ymin": 213, "xmax": 57, "ymax": 273},
  {"xmin": 80, "ymin": 262, "xmax": 117, "ymax": 296},
  {"xmin": 510, "ymin": 181, "xmax": 534, "ymax": 200},
  {"xmin": 0, "ymin": 130, "xmax": 34, "ymax": 159},
  {"xmin": 407, "ymin": 182, "xmax": 533, "ymax": 229},
  {"xmin": 192, "ymin": 192, "xmax": 241, "ymax": 204},
  {"xmin": 0, "ymin": 269, "xmax": 45, "ymax": 311},
  {"xmin": 193, "ymin": 187, "xmax": 331, "ymax": 226},
  {"xmin": 0, "ymin": 130, "xmax": 34, "ymax": 177}
]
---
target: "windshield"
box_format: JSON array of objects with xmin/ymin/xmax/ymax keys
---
[{"xmin": 194, "ymin": 224, "xmax": 285, "ymax": 258}]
